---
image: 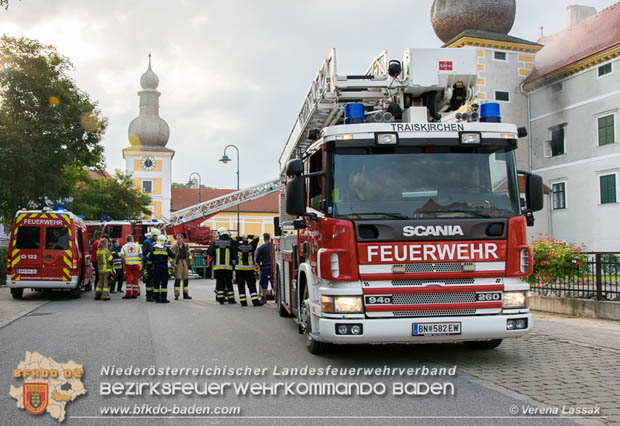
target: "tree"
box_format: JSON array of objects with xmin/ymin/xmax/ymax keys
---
[
  {"xmin": 67, "ymin": 170, "xmax": 151, "ymax": 220},
  {"xmin": 0, "ymin": 36, "xmax": 106, "ymax": 223}
]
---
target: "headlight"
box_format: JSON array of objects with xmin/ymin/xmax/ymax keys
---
[
  {"xmin": 503, "ymin": 291, "xmax": 528, "ymax": 309},
  {"xmin": 320, "ymin": 296, "xmax": 364, "ymax": 313},
  {"xmin": 460, "ymin": 132, "xmax": 481, "ymax": 144}
]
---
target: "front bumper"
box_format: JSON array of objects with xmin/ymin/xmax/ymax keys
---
[
  {"xmin": 6, "ymin": 276, "xmax": 79, "ymax": 289},
  {"xmin": 315, "ymin": 312, "xmax": 532, "ymax": 344}
]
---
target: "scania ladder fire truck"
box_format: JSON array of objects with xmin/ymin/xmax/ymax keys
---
[{"xmin": 272, "ymin": 48, "xmax": 544, "ymax": 354}]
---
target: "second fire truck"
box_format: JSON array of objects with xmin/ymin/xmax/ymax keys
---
[{"xmin": 272, "ymin": 48, "xmax": 544, "ymax": 353}]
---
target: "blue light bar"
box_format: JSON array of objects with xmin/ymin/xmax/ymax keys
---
[
  {"xmin": 344, "ymin": 103, "xmax": 365, "ymax": 124},
  {"xmin": 480, "ymin": 102, "xmax": 501, "ymax": 123}
]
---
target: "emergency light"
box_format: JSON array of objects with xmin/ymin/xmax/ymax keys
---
[
  {"xmin": 480, "ymin": 102, "xmax": 501, "ymax": 123},
  {"xmin": 344, "ymin": 103, "xmax": 365, "ymax": 124}
]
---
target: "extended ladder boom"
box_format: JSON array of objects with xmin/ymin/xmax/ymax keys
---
[
  {"xmin": 279, "ymin": 48, "xmax": 477, "ymax": 175},
  {"xmin": 170, "ymin": 179, "xmax": 284, "ymax": 226}
]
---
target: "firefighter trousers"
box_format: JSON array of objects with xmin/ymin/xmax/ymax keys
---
[
  {"xmin": 214, "ymin": 269, "xmax": 234, "ymax": 303},
  {"xmin": 152, "ymin": 266, "xmax": 169, "ymax": 302},
  {"xmin": 236, "ymin": 270, "xmax": 260, "ymax": 306},
  {"xmin": 95, "ymin": 271, "xmax": 110, "ymax": 300},
  {"xmin": 144, "ymin": 266, "xmax": 153, "ymax": 299}
]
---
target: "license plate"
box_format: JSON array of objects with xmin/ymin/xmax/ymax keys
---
[
  {"xmin": 412, "ymin": 322, "xmax": 461, "ymax": 336},
  {"xmin": 17, "ymin": 269, "xmax": 37, "ymax": 275}
]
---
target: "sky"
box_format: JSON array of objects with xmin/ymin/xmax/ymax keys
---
[{"xmin": 2, "ymin": 0, "xmax": 618, "ymax": 190}]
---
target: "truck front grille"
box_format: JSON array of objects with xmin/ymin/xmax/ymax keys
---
[
  {"xmin": 392, "ymin": 292, "xmax": 476, "ymax": 305},
  {"xmin": 393, "ymin": 309, "xmax": 476, "ymax": 318},
  {"xmin": 391, "ymin": 278, "xmax": 476, "ymax": 286},
  {"xmin": 393, "ymin": 262, "xmax": 474, "ymax": 273}
]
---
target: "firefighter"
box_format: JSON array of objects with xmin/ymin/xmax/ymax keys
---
[
  {"xmin": 208, "ymin": 227, "xmax": 237, "ymax": 304},
  {"xmin": 148, "ymin": 234, "xmax": 175, "ymax": 303},
  {"xmin": 110, "ymin": 239, "xmax": 124, "ymax": 294},
  {"xmin": 235, "ymin": 234, "xmax": 262, "ymax": 306},
  {"xmin": 95, "ymin": 238, "xmax": 113, "ymax": 301},
  {"xmin": 121, "ymin": 234, "xmax": 142, "ymax": 299},
  {"xmin": 171, "ymin": 233, "xmax": 192, "ymax": 300},
  {"xmin": 142, "ymin": 231, "xmax": 154, "ymax": 301}
]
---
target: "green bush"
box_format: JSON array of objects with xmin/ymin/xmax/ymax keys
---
[
  {"xmin": 0, "ymin": 246, "xmax": 7, "ymax": 285},
  {"xmin": 526, "ymin": 235, "xmax": 587, "ymax": 286}
]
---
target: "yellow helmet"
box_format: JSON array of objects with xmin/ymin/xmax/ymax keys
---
[{"xmin": 151, "ymin": 228, "xmax": 161, "ymax": 237}]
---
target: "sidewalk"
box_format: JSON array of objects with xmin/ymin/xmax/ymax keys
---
[
  {"xmin": 532, "ymin": 311, "xmax": 620, "ymax": 352},
  {"xmin": 0, "ymin": 286, "xmax": 49, "ymax": 329}
]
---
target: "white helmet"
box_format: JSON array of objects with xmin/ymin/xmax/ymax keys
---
[
  {"xmin": 151, "ymin": 228, "xmax": 161, "ymax": 237},
  {"xmin": 157, "ymin": 235, "xmax": 166, "ymax": 244},
  {"xmin": 145, "ymin": 232, "xmax": 152, "ymax": 238},
  {"xmin": 218, "ymin": 227, "xmax": 228, "ymax": 235}
]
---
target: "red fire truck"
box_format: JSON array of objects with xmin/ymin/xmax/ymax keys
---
[
  {"xmin": 272, "ymin": 48, "xmax": 543, "ymax": 353},
  {"xmin": 6, "ymin": 209, "xmax": 93, "ymax": 299}
]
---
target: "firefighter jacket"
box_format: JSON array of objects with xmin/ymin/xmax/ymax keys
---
[
  {"xmin": 235, "ymin": 236, "xmax": 259, "ymax": 271},
  {"xmin": 147, "ymin": 243, "xmax": 175, "ymax": 268},
  {"xmin": 121, "ymin": 242, "xmax": 142, "ymax": 266},
  {"xmin": 96, "ymin": 248, "xmax": 113, "ymax": 273},
  {"xmin": 111, "ymin": 249, "xmax": 123, "ymax": 271},
  {"xmin": 171, "ymin": 242, "xmax": 192, "ymax": 265},
  {"xmin": 208, "ymin": 234, "xmax": 237, "ymax": 271}
]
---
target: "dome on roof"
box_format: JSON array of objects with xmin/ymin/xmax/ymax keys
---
[
  {"xmin": 140, "ymin": 62, "xmax": 159, "ymax": 89},
  {"xmin": 127, "ymin": 55, "xmax": 170, "ymax": 148},
  {"xmin": 431, "ymin": 0, "xmax": 516, "ymax": 43}
]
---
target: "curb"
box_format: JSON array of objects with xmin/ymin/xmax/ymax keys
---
[{"xmin": 0, "ymin": 300, "xmax": 50, "ymax": 330}]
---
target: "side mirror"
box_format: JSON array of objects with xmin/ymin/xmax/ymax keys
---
[
  {"xmin": 286, "ymin": 176, "xmax": 307, "ymax": 217},
  {"xmin": 286, "ymin": 159, "xmax": 304, "ymax": 177},
  {"xmin": 525, "ymin": 173, "xmax": 544, "ymax": 212},
  {"xmin": 273, "ymin": 217, "xmax": 282, "ymax": 237}
]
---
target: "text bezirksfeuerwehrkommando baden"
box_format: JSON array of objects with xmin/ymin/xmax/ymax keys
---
[{"xmin": 101, "ymin": 365, "xmax": 457, "ymax": 378}]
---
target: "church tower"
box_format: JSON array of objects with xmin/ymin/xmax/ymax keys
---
[{"xmin": 123, "ymin": 56, "xmax": 174, "ymax": 220}]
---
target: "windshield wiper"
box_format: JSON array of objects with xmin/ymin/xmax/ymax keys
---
[
  {"xmin": 418, "ymin": 210, "xmax": 492, "ymax": 218},
  {"xmin": 349, "ymin": 212, "xmax": 409, "ymax": 220}
]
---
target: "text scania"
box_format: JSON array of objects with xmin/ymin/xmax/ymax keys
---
[
  {"xmin": 403, "ymin": 225, "xmax": 464, "ymax": 237},
  {"xmin": 367, "ymin": 243, "xmax": 499, "ymax": 262}
]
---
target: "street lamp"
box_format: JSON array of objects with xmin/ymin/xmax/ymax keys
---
[
  {"xmin": 219, "ymin": 144, "xmax": 240, "ymax": 235},
  {"xmin": 187, "ymin": 172, "xmax": 202, "ymax": 203}
]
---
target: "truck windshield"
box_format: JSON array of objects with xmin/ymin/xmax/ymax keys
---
[{"xmin": 330, "ymin": 146, "xmax": 520, "ymax": 220}]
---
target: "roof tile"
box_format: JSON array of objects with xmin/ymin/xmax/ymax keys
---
[{"xmin": 524, "ymin": 4, "xmax": 620, "ymax": 86}]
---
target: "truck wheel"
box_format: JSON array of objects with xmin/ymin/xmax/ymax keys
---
[
  {"xmin": 464, "ymin": 339, "xmax": 503, "ymax": 349},
  {"xmin": 70, "ymin": 284, "xmax": 82, "ymax": 299},
  {"xmin": 275, "ymin": 269, "xmax": 289, "ymax": 317},
  {"xmin": 301, "ymin": 286, "xmax": 327, "ymax": 354},
  {"xmin": 10, "ymin": 288, "xmax": 24, "ymax": 299}
]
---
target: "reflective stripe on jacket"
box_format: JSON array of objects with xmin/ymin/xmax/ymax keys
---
[
  {"xmin": 96, "ymin": 248, "xmax": 113, "ymax": 273},
  {"xmin": 208, "ymin": 237, "xmax": 235, "ymax": 271},
  {"xmin": 236, "ymin": 237, "xmax": 259, "ymax": 271}
]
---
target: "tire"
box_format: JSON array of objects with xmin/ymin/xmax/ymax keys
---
[
  {"xmin": 464, "ymin": 339, "xmax": 503, "ymax": 349},
  {"xmin": 10, "ymin": 288, "xmax": 24, "ymax": 299},
  {"xmin": 301, "ymin": 285, "xmax": 327, "ymax": 354},
  {"xmin": 275, "ymin": 269, "xmax": 289, "ymax": 317}
]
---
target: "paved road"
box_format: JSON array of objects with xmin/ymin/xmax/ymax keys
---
[{"xmin": 0, "ymin": 280, "xmax": 617, "ymax": 426}]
